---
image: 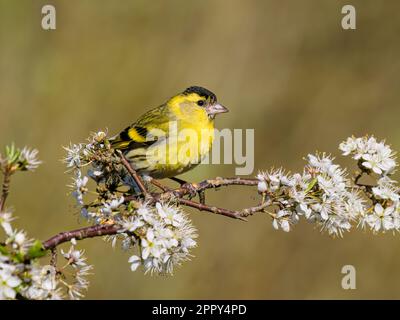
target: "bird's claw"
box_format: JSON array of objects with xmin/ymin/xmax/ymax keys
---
[
  {"xmin": 182, "ymin": 182, "xmax": 198, "ymax": 199},
  {"xmin": 180, "ymin": 183, "xmax": 206, "ymax": 203}
]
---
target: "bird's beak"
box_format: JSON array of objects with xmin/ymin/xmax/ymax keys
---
[{"xmin": 206, "ymin": 103, "xmax": 229, "ymax": 116}]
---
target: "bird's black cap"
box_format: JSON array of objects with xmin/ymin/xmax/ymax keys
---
[{"xmin": 183, "ymin": 86, "xmax": 217, "ymax": 104}]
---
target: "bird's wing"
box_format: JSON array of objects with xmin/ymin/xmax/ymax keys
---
[{"xmin": 110, "ymin": 104, "xmax": 175, "ymax": 150}]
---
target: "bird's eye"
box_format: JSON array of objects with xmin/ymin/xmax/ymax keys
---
[{"xmin": 197, "ymin": 100, "xmax": 205, "ymax": 106}]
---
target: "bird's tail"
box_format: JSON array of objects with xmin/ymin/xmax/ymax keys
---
[{"xmin": 122, "ymin": 172, "xmax": 142, "ymax": 195}]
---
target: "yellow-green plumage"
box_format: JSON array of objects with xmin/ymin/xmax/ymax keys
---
[{"xmin": 110, "ymin": 86, "xmax": 228, "ymax": 179}]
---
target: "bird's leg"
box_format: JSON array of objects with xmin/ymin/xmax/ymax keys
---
[
  {"xmin": 170, "ymin": 177, "xmax": 206, "ymax": 204},
  {"xmin": 170, "ymin": 177, "xmax": 197, "ymax": 197},
  {"xmin": 170, "ymin": 177, "xmax": 188, "ymax": 185},
  {"xmin": 198, "ymin": 190, "xmax": 206, "ymax": 205}
]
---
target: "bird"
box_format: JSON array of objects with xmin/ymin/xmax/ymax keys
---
[{"xmin": 110, "ymin": 86, "xmax": 228, "ymax": 183}]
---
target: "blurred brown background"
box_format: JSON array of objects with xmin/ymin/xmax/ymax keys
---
[{"xmin": 1, "ymin": 0, "xmax": 400, "ymax": 299}]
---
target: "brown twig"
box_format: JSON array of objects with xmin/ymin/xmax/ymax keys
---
[
  {"xmin": 161, "ymin": 177, "xmax": 258, "ymax": 199},
  {"xmin": 116, "ymin": 150, "xmax": 149, "ymax": 196},
  {"xmin": 147, "ymin": 177, "xmax": 261, "ymax": 221},
  {"xmin": 43, "ymin": 224, "xmax": 120, "ymax": 250},
  {"xmin": 149, "ymin": 177, "xmax": 171, "ymax": 192},
  {"xmin": 241, "ymin": 202, "xmax": 271, "ymax": 217},
  {"xmin": 124, "ymin": 177, "xmax": 258, "ymax": 201},
  {"xmin": 178, "ymin": 198, "xmax": 248, "ymax": 221},
  {"xmin": 41, "ymin": 175, "xmax": 264, "ymax": 250},
  {"xmin": 42, "ymin": 191, "xmax": 271, "ymax": 250},
  {"xmin": 0, "ymin": 168, "xmax": 11, "ymax": 212},
  {"xmin": 41, "ymin": 153, "xmax": 262, "ymax": 252}
]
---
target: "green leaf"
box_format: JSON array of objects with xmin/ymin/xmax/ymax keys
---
[
  {"xmin": 305, "ymin": 178, "xmax": 318, "ymax": 193},
  {"xmin": 5, "ymin": 143, "xmax": 20, "ymax": 165},
  {"xmin": 127, "ymin": 201, "xmax": 135, "ymax": 212},
  {"xmin": 27, "ymin": 240, "xmax": 47, "ymax": 259},
  {"xmin": 0, "ymin": 244, "xmax": 9, "ymax": 256},
  {"xmin": 14, "ymin": 252, "xmax": 25, "ymax": 263}
]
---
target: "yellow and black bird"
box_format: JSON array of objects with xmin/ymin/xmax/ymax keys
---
[{"xmin": 110, "ymin": 86, "xmax": 228, "ymax": 181}]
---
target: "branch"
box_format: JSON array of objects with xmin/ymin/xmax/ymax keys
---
[
  {"xmin": 41, "ymin": 175, "xmax": 264, "ymax": 250},
  {"xmin": 117, "ymin": 150, "xmax": 149, "ymax": 197},
  {"xmin": 41, "ymin": 153, "xmax": 263, "ymax": 252},
  {"xmin": 147, "ymin": 178, "xmax": 260, "ymax": 220},
  {"xmin": 177, "ymin": 198, "xmax": 248, "ymax": 221},
  {"xmin": 0, "ymin": 167, "xmax": 11, "ymax": 212},
  {"xmin": 43, "ymin": 224, "xmax": 120, "ymax": 250},
  {"xmin": 170, "ymin": 177, "xmax": 258, "ymax": 198}
]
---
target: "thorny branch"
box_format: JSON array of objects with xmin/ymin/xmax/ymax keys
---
[
  {"xmin": 117, "ymin": 150, "xmax": 149, "ymax": 197},
  {"xmin": 0, "ymin": 167, "xmax": 11, "ymax": 212},
  {"xmin": 43, "ymin": 224, "xmax": 121, "ymax": 250},
  {"xmin": 42, "ymin": 159, "xmax": 268, "ymax": 250},
  {"xmin": 0, "ymin": 147, "xmax": 265, "ymax": 252}
]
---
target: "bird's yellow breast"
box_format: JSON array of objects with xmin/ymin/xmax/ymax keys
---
[
  {"xmin": 155, "ymin": 101, "xmax": 214, "ymax": 176},
  {"xmin": 127, "ymin": 99, "xmax": 215, "ymax": 178}
]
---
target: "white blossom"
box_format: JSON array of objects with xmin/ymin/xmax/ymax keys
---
[
  {"xmin": 339, "ymin": 136, "xmax": 359, "ymax": 156},
  {"xmin": 257, "ymin": 152, "xmax": 366, "ymax": 237},
  {"xmin": 141, "ymin": 229, "xmax": 164, "ymax": 260},
  {"xmin": 372, "ymin": 177, "xmax": 400, "ymax": 202},
  {"xmin": 61, "ymin": 247, "xmax": 87, "ymax": 268},
  {"xmin": 340, "ymin": 136, "xmax": 397, "ymax": 175},
  {"xmin": 121, "ymin": 216, "xmax": 144, "ymax": 232},
  {"xmin": 122, "ymin": 203, "xmax": 197, "ymax": 275},
  {"xmin": 101, "ymin": 197, "xmax": 125, "ymax": 215},
  {"xmin": 257, "ymin": 173, "xmax": 268, "ymax": 193},
  {"xmin": 128, "ymin": 255, "xmax": 141, "ymax": 272},
  {"xmin": 23, "ymin": 265, "xmax": 62, "ymax": 300},
  {"xmin": 272, "ymin": 210, "xmax": 291, "ymax": 232},
  {"xmin": 362, "ymin": 154, "xmax": 384, "ymax": 174},
  {"xmin": 20, "ymin": 147, "xmax": 42, "ymax": 171},
  {"xmin": 0, "ymin": 211, "xmax": 14, "ymax": 235},
  {"xmin": 69, "ymin": 265, "xmax": 93, "ymax": 300},
  {"xmin": 156, "ymin": 202, "xmax": 184, "ymax": 227},
  {"xmin": 63, "ymin": 144, "xmax": 83, "ymax": 168},
  {"xmin": 7, "ymin": 229, "xmax": 32, "ymax": 253},
  {"xmin": 0, "ymin": 262, "xmax": 21, "ymax": 300},
  {"xmin": 367, "ymin": 203, "xmax": 395, "ymax": 232}
]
